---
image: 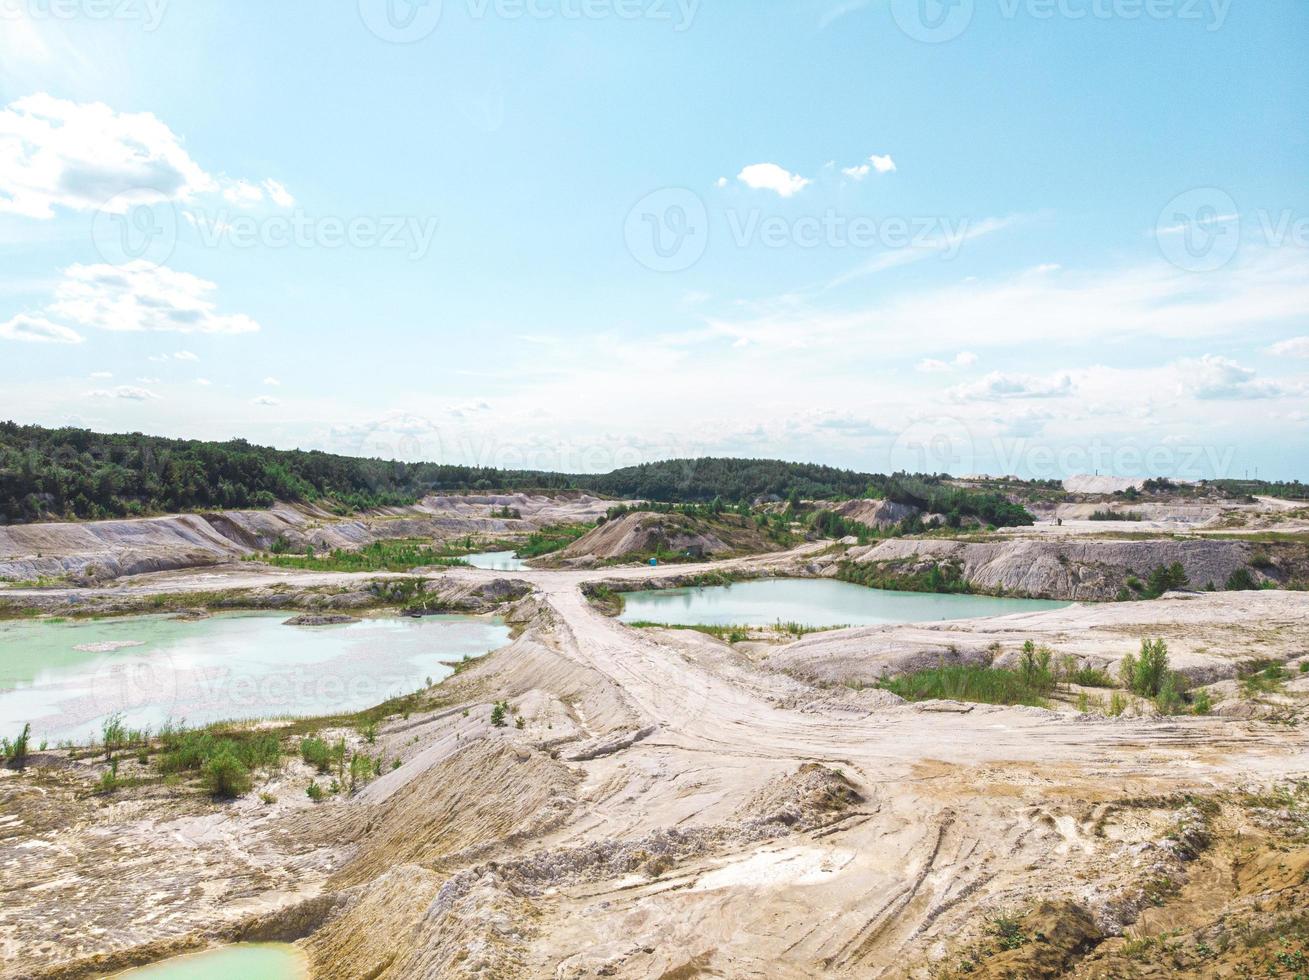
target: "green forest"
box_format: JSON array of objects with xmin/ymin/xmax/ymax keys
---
[{"xmin": 3, "ymin": 421, "xmax": 1037, "ymax": 525}]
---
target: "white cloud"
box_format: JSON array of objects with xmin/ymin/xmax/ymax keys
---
[
  {"xmin": 263, "ymin": 179, "xmax": 295, "ymax": 208},
  {"xmin": 715, "ymin": 177, "xmax": 728, "ymax": 189},
  {"xmin": 0, "ymin": 93, "xmax": 293, "ymax": 219},
  {"xmin": 195, "ymin": 378, "xmax": 211, "ymax": 386},
  {"xmin": 737, "ymin": 163, "xmax": 811, "ymax": 198},
  {"xmin": 0, "ymin": 93, "xmax": 215, "ymax": 218},
  {"xmin": 949, "ymin": 371, "xmax": 1075, "ymax": 401},
  {"xmin": 1184, "ymin": 354, "xmax": 1290, "ymax": 401},
  {"xmin": 841, "ymin": 154, "xmax": 896, "ymax": 181},
  {"xmin": 1267, "ymin": 336, "xmax": 1309, "ymax": 359},
  {"xmin": 173, "ymin": 350, "xmax": 199, "ymax": 361},
  {"xmin": 263, "ymin": 376, "xmax": 281, "ymax": 386},
  {"xmin": 89, "ymin": 371, "xmax": 112, "ymax": 379},
  {"xmin": 0, "ymin": 313, "xmax": 82, "ymax": 344},
  {"xmin": 916, "ymin": 351, "xmax": 978, "ymax": 373},
  {"xmin": 717, "ymin": 244, "xmax": 1309, "ymax": 354},
  {"xmin": 47, "ymin": 263, "xmax": 260, "ymax": 335},
  {"xmin": 251, "ymin": 395, "xmax": 280, "ymax": 406},
  {"xmin": 85, "ymin": 385, "xmax": 160, "ymax": 401}
]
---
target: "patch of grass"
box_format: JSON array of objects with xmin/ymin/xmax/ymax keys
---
[
  {"xmin": 1069, "ymin": 667, "xmax": 1116, "ymax": 688},
  {"xmin": 156, "ymin": 724, "xmax": 282, "ymax": 791},
  {"xmin": 879, "ymin": 664, "xmax": 1051, "ymax": 707},
  {"xmin": 837, "ymin": 558, "xmax": 973, "ymax": 595},
  {"xmin": 250, "ymin": 538, "xmax": 470, "ymax": 573},
  {"xmin": 515, "ymin": 523, "xmax": 594, "ymax": 558},
  {"xmin": 627, "ymin": 621, "xmax": 751, "ymax": 643}
]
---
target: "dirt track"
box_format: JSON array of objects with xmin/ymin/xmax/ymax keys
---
[{"xmin": 4, "ymin": 549, "xmax": 1309, "ymax": 978}]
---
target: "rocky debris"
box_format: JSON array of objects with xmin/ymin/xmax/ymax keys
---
[
  {"xmin": 836, "ymin": 536, "xmax": 1266, "ymax": 600},
  {"xmin": 559, "ymin": 511, "xmax": 783, "ymax": 564},
  {"xmin": 0, "ymin": 494, "xmax": 621, "ymax": 584},
  {"xmin": 563, "ymin": 724, "xmax": 657, "ymax": 762},
  {"xmin": 823, "ymin": 497, "xmax": 920, "ymax": 529},
  {"xmin": 283, "ymin": 613, "xmax": 361, "ymax": 626}
]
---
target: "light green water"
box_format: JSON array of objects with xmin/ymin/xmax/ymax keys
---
[
  {"xmin": 110, "ymin": 943, "xmax": 307, "ymax": 979},
  {"xmin": 0, "ymin": 611, "xmax": 509, "ymax": 742},
  {"xmin": 618, "ymin": 578, "xmax": 1068, "ymax": 628},
  {"xmin": 464, "ymin": 550, "xmax": 529, "ymax": 571}
]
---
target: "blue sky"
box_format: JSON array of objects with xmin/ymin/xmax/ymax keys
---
[{"xmin": 1, "ymin": 0, "xmax": 1306, "ymax": 480}]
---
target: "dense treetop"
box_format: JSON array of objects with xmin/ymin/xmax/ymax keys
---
[{"xmin": 0, "ymin": 422, "xmax": 1038, "ymax": 525}]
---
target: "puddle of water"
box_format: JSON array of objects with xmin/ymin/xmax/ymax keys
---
[
  {"xmin": 0, "ymin": 611, "xmax": 509, "ymax": 741},
  {"xmin": 464, "ymin": 551, "xmax": 529, "ymax": 571},
  {"xmin": 109, "ymin": 943, "xmax": 307, "ymax": 979},
  {"xmin": 618, "ymin": 578, "xmax": 1069, "ymax": 628}
]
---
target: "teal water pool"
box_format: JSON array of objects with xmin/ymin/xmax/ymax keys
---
[
  {"xmin": 0, "ymin": 611, "xmax": 509, "ymax": 741},
  {"xmin": 618, "ymin": 578, "xmax": 1068, "ymax": 628},
  {"xmin": 110, "ymin": 943, "xmax": 307, "ymax": 979}
]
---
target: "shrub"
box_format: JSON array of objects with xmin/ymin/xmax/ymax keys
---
[
  {"xmin": 879, "ymin": 664, "xmax": 1050, "ymax": 707},
  {"xmin": 96, "ymin": 758, "xmax": 121, "ymax": 794},
  {"xmin": 203, "ymin": 747, "xmax": 252, "ymax": 798},
  {"xmin": 101, "ymin": 713, "xmax": 126, "ymax": 760},
  {"xmin": 490, "ymin": 701, "xmax": 508, "ymax": 727},
  {"xmin": 300, "ymin": 736, "xmax": 333, "ymax": 773},
  {"xmin": 3, "ymin": 723, "xmax": 31, "ymax": 770},
  {"xmin": 1145, "ymin": 563, "xmax": 1189, "ymax": 598},
  {"xmin": 1120, "ymin": 638, "xmax": 1170, "ymax": 697},
  {"xmin": 1018, "ymin": 641, "xmax": 1055, "ymax": 692},
  {"xmin": 1226, "ymin": 567, "xmax": 1258, "ymax": 591},
  {"xmin": 1192, "ymin": 690, "xmax": 1212, "ymax": 715},
  {"xmin": 1069, "ymin": 667, "xmax": 1115, "ymax": 688},
  {"xmin": 306, "ymin": 780, "xmax": 325, "ymax": 802},
  {"xmin": 1108, "ymin": 691, "xmax": 1128, "ymax": 717},
  {"xmin": 1154, "ymin": 672, "xmax": 1186, "ymax": 715},
  {"xmin": 348, "ymin": 753, "xmax": 372, "ymax": 792}
]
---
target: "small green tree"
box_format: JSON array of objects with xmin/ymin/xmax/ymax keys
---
[
  {"xmin": 5, "ymin": 723, "xmax": 32, "ymax": 771},
  {"xmin": 203, "ymin": 747, "xmax": 252, "ymax": 798},
  {"xmin": 1192, "ymin": 690, "xmax": 1212, "ymax": 715},
  {"xmin": 490, "ymin": 702, "xmax": 508, "ymax": 728},
  {"xmin": 1121, "ymin": 638, "xmax": 1170, "ymax": 697},
  {"xmin": 101, "ymin": 713, "xmax": 126, "ymax": 761}
]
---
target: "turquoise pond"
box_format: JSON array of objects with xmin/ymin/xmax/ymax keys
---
[
  {"xmin": 109, "ymin": 943, "xmax": 307, "ymax": 979},
  {"xmin": 463, "ymin": 550, "xmax": 530, "ymax": 570},
  {"xmin": 0, "ymin": 611, "xmax": 509, "ymax": 741},
  {"xmin": 617, "ymin": 578, "xmax": 1069, "ymax": 628}
]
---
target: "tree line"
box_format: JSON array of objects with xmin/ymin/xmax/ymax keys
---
[{"xmin": 0, "ymin": 423, "xmax": 1033, "ymax": 526}]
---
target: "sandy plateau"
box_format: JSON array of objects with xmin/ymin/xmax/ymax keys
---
[{"xmin": 0, "ymin": 492, "xmax": 1307, "ymax": 979}]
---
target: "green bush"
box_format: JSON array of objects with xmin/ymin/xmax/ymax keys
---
[
  {"xmin": 1120, "ymin": 638, "xmax": 1171, "ymax": 697},
  {"xmin": 1192, "ymin": 690, "xmax": 1212, "ymax": 715},
  {"xmin": 203, "ymin": 748, "xmax": 252, "ymax": 798},
  {"xmin": 1069, "ymin": 667, "xmax": 1115, "ymax": 688},
  {"xmin": 2, "ymin": 723, "xmax": 31, "ymax": 770},
  {"xmin": 1226, "ymin": 567, "xmax": 1258, "ymax": 591},
  {"xmin": 306, "ymin": 780, "xmax": 325, "ymax": 802},
  {"xmin": 879, "ymin": 664, "xmax": 1050, "ymax": 707},
  {"xmin": 300, "ymin": 736, "xmax": 333, "ymax": 773},
  {"xmin": 490, "ymin": 701, "xmax": 508, "ymax": 727}
]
